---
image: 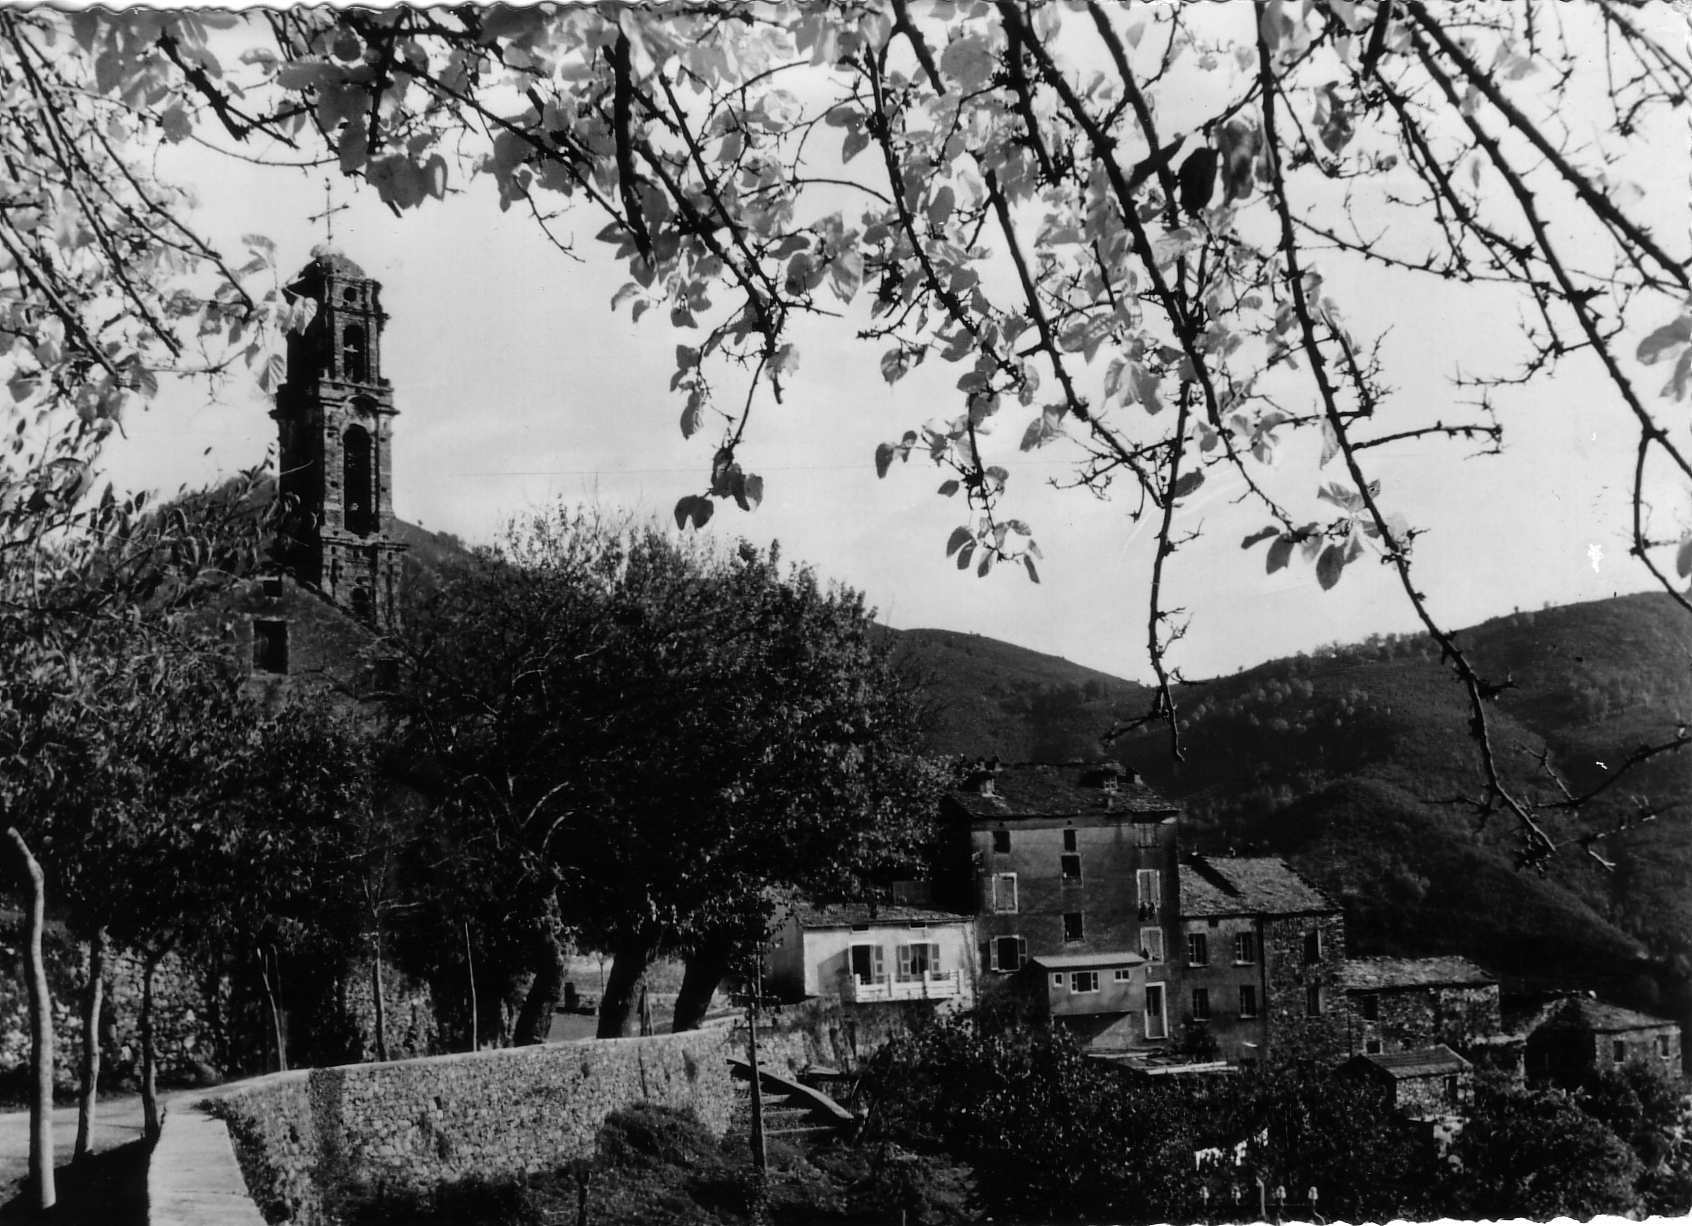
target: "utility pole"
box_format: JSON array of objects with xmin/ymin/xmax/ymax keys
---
[{"xmin": 745, "ymin": 955, "xmax": 768, "ymax": 1175}]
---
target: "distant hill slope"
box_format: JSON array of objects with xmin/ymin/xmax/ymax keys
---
[{"xmin": 890, "ymin": 594, "xmax": 1692, "ymax": 1020}]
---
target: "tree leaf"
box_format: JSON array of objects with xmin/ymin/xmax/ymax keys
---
[
  {"xmin": 874, "ymin": 442, "xmax": 895, "ymax": 478},
  {"xmin": 1636, "ymin": 317, "xmax": 1691, "ymax": 366},
  {"xmin": 1242, "ymin": 527, "xmax": 1279, "ymax": 549},
  {"xmin": 1023, "ymin": 556, "xmax": 1040, "ymax": 584},
  {"xmin": 1316, "ymin": 542, "xmax": 1346, "ymax": 590},
  {"xmin": 945, "ymin": 527, "xmax": 972, "ymax": 557},
  {"xmin": 1267, "ymin": 536, "xmax": 1294, "ymax": 574}
]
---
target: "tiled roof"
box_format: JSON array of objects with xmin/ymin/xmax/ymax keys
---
[
  {"xmin": 1357, "ymin": 1044, "xmax": 1471, "ymax": 1079},
  {"xmin": 1030, "ymin": 950, "xmax": 1145, "ymax": 970},
  {"xmin": 1178, "ymin": 857, "xmax": 1335, "ymax": 917},
  {"xmin": 948, "ymin": 762, "xmax": 1180, "ymax": 820},
  {"xmin": 1536, "ymin": 996, "xmax": 1680, "ymax": 1035},
  {"xmin": 1340, "ymin": 956, "xmax": 1496, "ymax": 991},
  {"xmin": 792, "ymin": 902, "xmax": 971, "ymax": 928}
]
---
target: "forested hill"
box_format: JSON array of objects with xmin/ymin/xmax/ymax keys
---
[{"xmin": 892, "ymin": 594, "xmax": 1692, "ymax": 1017}]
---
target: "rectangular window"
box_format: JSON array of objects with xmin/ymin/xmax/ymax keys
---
[
  {"xmin": 1063, "ymin": 912, "xmax": 1085, "ymax": 943},
  {"xmin": 1113, "ymin": 968, "xmax": 1132, "ymax": 983},
  {"xmin": 1060, "ymin": 854, "xmax": 1082, "ymax": 881},
  {"xmin": 1659, "ymin": 1034, "xmax": 1673, "ymax": 1059},
  {"xmin": 849, "ymin": 944, "xmax": 885, "ymax": 985},
  {"xmin": 1140, "ymin": 927, "xmax": 1165, "ymax": 964},
  {"xmin": 1136, "ymin": 869, "xmax": 1161, "ymax": 910},
  {"xmin": 1233, "ymin": 932, "xmax": 1257, "ymax": 964},
  {"xmin": 1306, "ymin": 985, "xmax": 1323, "ymax": 1016},
  {"xmin": 1239, "ymin": 985, "xmax": 1258, "ymax": 1018},
  {"xmin": 1361, "ymin": 994, "xmax": 1379, "ymax": 1021},
  {"xmin": 1062, "ymin": 828, "xmax": 1077, "ymax": 852},
  {"xmin": 1052, "ymin": 972, "xmax": 1064, "ymax": 987},
  {"xmin": 1613, "ymin": 1039, "xmax": 1627, "ymax": 1063},
  {"xmin": 1444, "ymin": 1074, "xmax": 1460, "ymax": 1103},
  {"xmin": 896, "ymin": 942, "xmax": 939, "ymax": 982},
  {"xmin": 1145, "ymin": 984, "xmax": 1167, "ymax": 1039},
  {"xmin": 991, "ymin": 872, "xmax": 1019, "ymax": 913},
  {"xmin": 991, "ymin": 935, "xmax": 1026, "ymax": 973},
  {"xmin": 1192, "ymin": 988, "xmax": 1211, "ymax": 1022},
  {"xmin": 1134, "ymin": 822, "xmax": 1158, "ymax": 847},
  {"xmin": 1304, "ymin": 929, "xmax": 1323, "ymax": 965},
  {"xmin": 1366, "ymin": 1038, "xmax": 1382, "ymax": 1055},
  {"xmin": 1187, "ymin": 932, "xmax": 1209, "ymax": 967},
  {"xmin": 992, "ymin": 829, "xmax": 1010, "ymax": 854},
  {"xmin": 252, "ymin": 619, "xmax": 289, "ymax": 674},
  {"xmin": 1071, "ymin": 970, "xmax": 1099, "ymax": 994}
]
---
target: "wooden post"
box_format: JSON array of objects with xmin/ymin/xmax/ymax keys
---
[
  {"xmin": 7, "ymin": 828, "xmax": 54, "ymax": 1210},
  {"xmin": 75, "ymin": 925, "xmax": 107, "ymax": 1162},
  {"xmin": 464, "ymin": 920, "xmax": 479, "ymax": 1052}
]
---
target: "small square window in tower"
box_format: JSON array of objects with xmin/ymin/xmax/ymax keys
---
[
  {"xmin": 252, "ymin": 620, "xmax": 289, "ymax": 675},
  {"xmin": 1063, "ymin": 912, "xmax": 1084, "ymax": 943}
]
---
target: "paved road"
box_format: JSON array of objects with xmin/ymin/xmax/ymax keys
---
[{"xmin": 0, "ymin": 1095, "xmax": 158, "ymax": 1200}]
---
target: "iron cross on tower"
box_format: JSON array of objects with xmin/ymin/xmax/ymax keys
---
[{"xmin": 308, "ymin": 177, "xmax": 350, "ymax": 246}]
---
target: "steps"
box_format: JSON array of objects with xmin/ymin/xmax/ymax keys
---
[{"xmin": 727, "ymin": 1058, "xmax": 857, "ymax": 1141}]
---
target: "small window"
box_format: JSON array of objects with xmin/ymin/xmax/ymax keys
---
[
  {"xmin": 1239, "ymin": 985, "xmax": 1258, "ymax": 1018},
  {"xmin": 1071, "ymin": 971, "xmax": 1099, "ymax": 994},
  {"xmin": 1361, "ymin": 995, "xmax": 1379, "ymax": 1021},
  {"xmin": 1140, "ymin": 927, "xmax": 1165, "ymax": 964},
  {"xmin": 1303, "ymin": 929, "xmax": 1323, "ymax": 965},
  {"xmin": 1192, "ymin": 988, "xmax": 1210, "ymax": 1021},
  {"xmin": 1052, "ymin": 972, "xmax": 1064, "ymax": 987},
  {"xmin": 1365, "ymin": 1038, "xmax": 1382, "ymax": 1055},
  {"xmin": 991, "ymin": 872, "xmax": 1018, "ymax": 913},
  {"xmin": 1113, "ymin": 968, "xmax": 1132, "ymax": 983},
  {"xmin": 1659, "ymin": 1034, "xmax": 1673, "ymax": 1059},
  {"xmin": 1062, "ymin": 828, "xmax": 1077, "ymax": 852},
  {"xmin": 992, "ymin": 829, "xmax": 1010, "ymax": 854},
  {"xmin": 1136, "ymin": 869, "xmax": 1161, "ymax": 909},
  {"xmin": 1306, "ymin": 985, "xmax": 1323, "ymax": 1016},
  {"xmin": 992, "ymin": 935, "xmax": 1026, "ymax": 973},
  {"xmin": 1613, "ymin": 1039, "xmax": 1627, "ymax": 1063},
  {"xmin": 1060, "ymin": 854, "xmax": 1082, "ymax": 881},
  {"xmin": 1134, "ymin": 822, "xmax": 1158, "ymax": 847},
  {"xmin": 1233, "ymin": 932, "xmax": 1256, "ymax": 964},
  {"xmin": 1444, "ymin": 1074, "xmax": 1460, "ymax": 1103},
  {"xmin": 1063, "ymin": 912, "xmax": 1084, "ymax": 943},
  {"xmin": 342, "ymin": 324, "xmax": 367, "ymax": 382},
  {"xmin": 252, "ymin": 619, "xmax": 289, "ymax": 674},
  {"xmin": 261, "ymin": 575, "xmax": 284, "ymax": 599},
  {"xmin": 1187, "ymin": 932, "xmax": 1209, "ymax": 967}
]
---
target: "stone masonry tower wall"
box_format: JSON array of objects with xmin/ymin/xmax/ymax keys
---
[{"xmin": 273, "ymin": 246, "xmax": 406, "ymax": 632}]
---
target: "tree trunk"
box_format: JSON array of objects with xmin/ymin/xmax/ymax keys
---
[
  {"xmin": 596, "ymin": 938, "xmax": 653, "ymax": 1039},
  {"xmin": 513, "ymin": 926, "xmax": 564, "ymax": 1046},
  {"xmin": 369, "ymin": 932, "xmax": 390, "ymax": 1062},
  {"xmin": 141, "ymin": 952, "xmax": 162, "ymax": 1142},
  {"xmin": 463, "ymin": 920, "xmax": 479, "ymax": 1052},
  {"xmin": 672, "ymin": 938, "xmax": 734, "ymax": 1032},
  {"xmin": 75, "ymin": 926, "xmax": 107, "ymax": 1162},
  {"xmin": 6, "ymin": 828, "xmax": 54, "ymax": 1210},
  {"xmin": 257, "ymin": 945, "xmax": 287, "ymax": 1073}
]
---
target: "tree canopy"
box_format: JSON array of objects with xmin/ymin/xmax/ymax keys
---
[{"xmin": 8, "ymin": 2, "xmax": 1692, "ymax": 864}]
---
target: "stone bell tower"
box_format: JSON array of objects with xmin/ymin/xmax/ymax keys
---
[{"xmin": 272, "ymin": 245, "xmax": 406, "ymax": 632}]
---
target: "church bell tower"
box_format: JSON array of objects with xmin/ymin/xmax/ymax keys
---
[{"xmin": 273, "ymin": 246, "xmax": 406, "ymax": 632}]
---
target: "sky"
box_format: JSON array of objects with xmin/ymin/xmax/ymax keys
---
[{"xmin": 93, "ymin": 5, "xmax": 1690, "ymax": 685}]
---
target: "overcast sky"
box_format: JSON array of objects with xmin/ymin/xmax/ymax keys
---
[{"xmin": 94, "ymin": 8, "xmax": 1687, "ymax": 684}]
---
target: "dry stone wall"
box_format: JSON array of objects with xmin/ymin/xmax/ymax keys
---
[{"xmin": 206, "ymin": 1028, "xmax": 736, "ymax": 1225}]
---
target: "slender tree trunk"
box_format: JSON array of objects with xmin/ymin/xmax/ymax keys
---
[
  {"xmin": 6, "ymin": 828, "xmax": 54, "ymax": 1210},
  {"xmin": 463, "ymin": 920, "xmax": 479, "ymax": 1052},
  {"xmin": 75, "ymin": 925, "xmax": 107, "ymax": 1162},
  {"xmin": 141, "ymin": 950, "xmax": 163, "ymax": 1142},
  {"xmin": 369, "ymin": 931, "xmax": 389, "ymax": 1063},
  {"xmin": 673, "ymin": 937, "xmax": 735, "ymax": 1032},
  {"xmin": 513, "ymin": 926, "xmax": 564, "ymax": 1046},
  {"xmin": 257, "ymin": 945, "xmax": 287, "ymax": 1073},
  {"xmin": 596, "ymin": 937, "xmax": 654, "ymax": 1039}
]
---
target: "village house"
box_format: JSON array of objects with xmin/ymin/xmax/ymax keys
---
[
  {"xmin": 1340, "ymin": 1044, "xmax": 1474, "ymax": 1120},
  {"xmin": 1520, "ymin": 996, "xmax": 1685, "ymax": 1085},
  {"xmin": 1339, "ymin": 955, "xmax": 1501, "ymax": 1057},
  {"xmin": 940, "ymin": 760, "xmax": 1181, "ymax": 1050},
  {"xmin": 1175, "ymin": 856, "xmax": 1348, "ymax": 1068},
  {"xmin": 766, "ymin": 902, "xmax": 976, "ymax": 1010}
]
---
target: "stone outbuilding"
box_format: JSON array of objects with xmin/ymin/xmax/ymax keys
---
[
  {"xmin": 1340, "ymin": 955, "xmax": 1501, "ymax": 1057},
  {"xmin": 1341, "ymin": 1044, "xmax": 1473, "ymax": 1119},
  {"xmin": 1522, "ymin": 996, "xmax": 1683, "ymax": 1085}
]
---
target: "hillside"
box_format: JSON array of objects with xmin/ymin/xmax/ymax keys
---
[{"xmin": 894, "ymin": 594, "xmax": 1692, "ymax": 1020}]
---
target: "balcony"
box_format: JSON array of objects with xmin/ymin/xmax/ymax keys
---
[{"xmin": 840, "ymin": 970, "xmax": 961, "ymax": 1003}]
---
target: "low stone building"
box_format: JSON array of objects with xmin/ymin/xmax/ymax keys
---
[
  {"xmin": 1341, "ymin": 1044, "xmax": 1473, "ymax": 1119},
  {"xmin": 1522, "ymin": 996, "xmax": 1684, "ymax": 1085},
  {"xmin": 1340, "ymin": 955, "xmax": 1501, "ymax": 1057}
]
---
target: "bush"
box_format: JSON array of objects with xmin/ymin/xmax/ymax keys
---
[{"xmin": 596, "ymin": 1102, "xmax": 722, "ymax": 1171}]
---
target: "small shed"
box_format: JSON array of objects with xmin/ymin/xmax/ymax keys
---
[
  {"xmin": 1342, "ymin": 1044, "xmax": 1472, "ymax": 1118},
  {"xmin": 1523, "ymin": 996, "xmax": 1683, "ymax": 1085}
]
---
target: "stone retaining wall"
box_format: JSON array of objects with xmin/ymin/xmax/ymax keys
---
[{"xmin": 168, "ymin": 1028, "xmax": 737, "ymax": 1226}]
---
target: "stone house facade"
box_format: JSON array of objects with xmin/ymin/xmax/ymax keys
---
[
  {"xmin": 1522, "ymin": 996, "xmax": 1684, "ymax": 1085},
  {"xmin": 1341, "ymin": 1044, "xmax": 1473, "ymax": 1119},
  {"xmin": 1339, "ymin": 955, "xmax": 1501, "ymax": 1057}
]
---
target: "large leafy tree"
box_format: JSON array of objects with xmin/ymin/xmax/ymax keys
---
[{"xmin": 400, "ymin": 510, "xmax": 945, "ymax": 1038}]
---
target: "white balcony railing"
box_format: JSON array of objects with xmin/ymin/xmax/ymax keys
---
[{"xmin": 840, "ymin": 969, "xmax": 960, "ymax": 1003}]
